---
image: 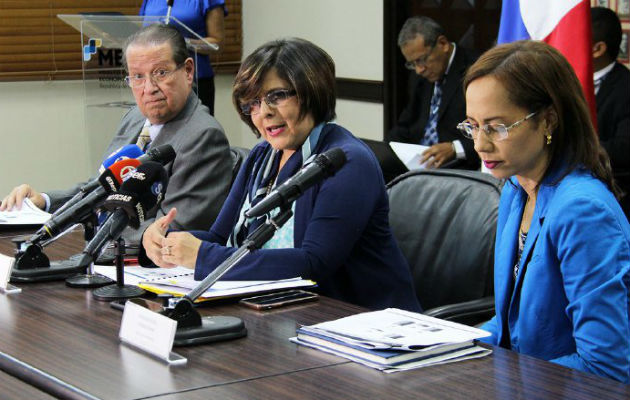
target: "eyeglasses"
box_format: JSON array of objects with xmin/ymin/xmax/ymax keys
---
[
  {"xmin": 457, "ymin": 112, "xmax": 538, "ymax": 142},
  {"xmin": 124, "ymin": 63, "xmax": 185, "ymax": 88},
  {"xmin": 239, "ymin": 89, "xmax": 297, "ymax": 115},
  {"xmin": 404, "ymin": 46, "xmax": 434, "ymax": 70}
]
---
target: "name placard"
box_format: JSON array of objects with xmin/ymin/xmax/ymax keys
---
[
  {"xmin": 119, "ymin": 300, "xmax": 186, "ymax": 365},
  {"xmin": 0, "ymin": 254, "xmax": 21, "ymax": 294}
]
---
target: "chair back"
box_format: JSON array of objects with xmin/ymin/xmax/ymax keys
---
[
  {"xmin": 229, "ymin": 147, "xmax": 250, "ymax": 186},
  {"xmin": 387, "ymin": 169, "xmax": 501, "ymax": 310}
]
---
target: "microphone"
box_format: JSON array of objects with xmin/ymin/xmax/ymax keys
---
[
  {"xmin": 81, "ymin": 144, "xmax": 174, "ymax": 195},
  {"xmin": 98, "ymin": 158, "xmax": 142, "ymax": 194},
  {"xmin": 83, "ymin": 161, "xmax": 168, "ymax": 259},
  {"xmin": 98, "ymin": 144, "xmax": 144, "ymax": 174},
  {"xmin": 166, "ymin": 0, "xmax": 174, "ymax": 24},
  {"xmin": 245, "ymin": 147, "xmax": 347, "ymax": 218},
  {"xmin": 101, "ymin": 161, "xmax": 169, "ymax": 229},
  {"xmin": 28, "ymin": 145, "xmax": 175, "ymax": 244}
]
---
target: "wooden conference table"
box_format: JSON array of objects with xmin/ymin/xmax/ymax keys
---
[{"xmin": 0, "ymin": 230, "xmax": 628, "ymax": 400}]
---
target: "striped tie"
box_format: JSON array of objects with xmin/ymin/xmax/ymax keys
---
[
  {"xmin": 421, "ymin": 80, "xmax": 442, "ymax": 146},
  {"xmin": 136, "ymin": 125, "xmax": 151, "ymax": 151}
]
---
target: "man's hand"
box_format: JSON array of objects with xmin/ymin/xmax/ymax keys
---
[
  {"xmin": 420, "ymin": 142, "xmax": 455, "ymax": 169},
  {"xmin": 142, "ymin": 208, "xmax": 178, "ymax": 268},
  {"xmin": 161, "ymin": 232, "xmax": 202, "ymax": 269},
  {"xmin": 0, "ymin": 184, "xmax": 45, "ymax": 211}
]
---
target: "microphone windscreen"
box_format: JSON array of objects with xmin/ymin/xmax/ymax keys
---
[
  {"xmin": 99, "ymin": 144, "xmax": 144, "ymax": 173},
  {"xmin": 98, "ymin": 158, "xmax": 141, "ymax": 193},
  {"xmin": 317, "ymin": 148, "xmax": 347, "ymax": 175},
  {"xmin": 142, "ymin": 144, "xmax": 176, "ymax": 165},
  {"xmin": 102, "ymin": 161, "xmax": 168, "ymax": 228}
]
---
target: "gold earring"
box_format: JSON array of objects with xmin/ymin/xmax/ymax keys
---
[{"xmin": 546, "ymin": 133, "xmax": 552, "ymax": 145}]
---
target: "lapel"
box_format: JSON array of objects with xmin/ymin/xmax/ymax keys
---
[
  {"xmin": 504, "ymin": 170, "xmax": 561, "ymax": 320},
  {"xmin": 494, "ymin": 179, "xmax": 525, "ymax": 323},
  {"xmin": 125, "ymin": 118, "xmax": 145, "ymax": 146},
  {"xmin": 437, "ymin": 46, "xmax": 465, "ymax": 121},
  {"xmin": 596, "ymin": 63, "xmax": 621, "ymax": 106}
]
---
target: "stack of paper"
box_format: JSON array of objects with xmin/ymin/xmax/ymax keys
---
[
  {"xmin": 0, "ymin": 198, "xmax": 51, "ymax": 226},
  {"xmin": 291, "ymin": 308, "xmax": 492, "ymax": 373},
  {"xmin": 94, "ymin": 265, "xmax": 316, "ymax": 302}
]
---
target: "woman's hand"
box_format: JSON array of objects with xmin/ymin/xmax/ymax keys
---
[
  {"xmin": 142, "ymin": 208, "xmax": 178, "ymax": 268},
  {"xmin": 161, "ymin": 232, "xmax": 202, "ymax": 269}
]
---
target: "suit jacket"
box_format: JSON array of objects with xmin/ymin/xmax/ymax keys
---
[
  {"xmin": 386, "ymin": 46, "xmax": 479, "ymax": 170},
  {"xmin": 596, "ymin": 62, "xmax": 630, "ymax": 215},
  {"xmin": 186, "ymin": 123, "xmax": 421, "ymax": 312},
  {"xmin": 481, "ymin": 167, "xmax": 630, "ymax": 383},
  {"xmin": 47, "ymin": 93, "xmax": 232, "ymax": 245}
]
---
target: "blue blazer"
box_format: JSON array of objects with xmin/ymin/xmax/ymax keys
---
[
  {"xmin": 190, "ymin": 123, "xmax": 421, "ymax": 312},
  {"xmin": 481, "ymin": 167, "xmax": 630, "ymax": 382}
]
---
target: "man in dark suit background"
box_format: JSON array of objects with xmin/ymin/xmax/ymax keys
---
[
  {"xmin": 387, "ymin": 16, "xmax": 479, "ymax": 170},
  {"xmin": 591, "ymin": 7, "xmax": 630, "ymax": 217}
]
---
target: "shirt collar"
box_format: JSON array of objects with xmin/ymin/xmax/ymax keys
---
[
  {"xmin": 444, "ymin": 43, "xmax": 457, "ymax": 78},
  {"xmin": 143, "ymin": 119, "xmax": 164, "ymax": 142},
  {"xmin": 594, "ymin": 61, "xmax": 615, "ymax": 82}
]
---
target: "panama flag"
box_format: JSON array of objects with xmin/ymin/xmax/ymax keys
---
[{"xmin": 498, "ymin": 0, "xmax": 596, "ymax": 121}]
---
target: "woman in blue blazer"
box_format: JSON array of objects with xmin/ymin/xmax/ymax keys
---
[
  {"xmin": 457, "ymin": 40, "xmax": 630, "ymax": 382},
  {"xmin": 140, "ymin": 38, "xmax": 421, "ymax": 312}
]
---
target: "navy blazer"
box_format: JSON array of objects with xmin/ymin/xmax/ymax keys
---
[
  {"xmin": 481, "ymin": 167, "xmax": 630, "ymax": 383},
  {"xmin": 386, "ymin": 46, "xmax": 479, "ymax": 170},
  {"xmin": 190, "ymin": 124, "xmax": 421, "ymax": 312}
]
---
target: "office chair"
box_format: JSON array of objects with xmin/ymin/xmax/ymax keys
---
[
  {"xmin": 387, "ymin": 169, "xmax": 501, "ymax": 326},
  {"xmin": 229, "ymin": 147, "xmax": 250, "ymax": 186}
]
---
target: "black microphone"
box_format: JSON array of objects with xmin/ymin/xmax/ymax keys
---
[
  {"xmin": 78, "ymin": 144, "xmax": 175, "ymax": 195},
  {"xmin": 28, "ymin": 145, "xmax": 175, "ymax": 244},
  {"xmin": 83, "ymin": 161, "xmax": 168, "ymax": 259},
  {"xmin": 245, "ymin": 148, "xmax": 346, "ymax": 218},
  {"xmin": 100, "ymin": 161, "xmax": 168, "ymax": 229}
]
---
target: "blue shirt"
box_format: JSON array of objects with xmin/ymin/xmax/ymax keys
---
[{"xmin": 140, "ymin": 0, "xmax": 227, "ymax": 79}]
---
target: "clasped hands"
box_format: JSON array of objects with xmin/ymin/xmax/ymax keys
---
[{"xmin": 142, "ymin": 208, "xmax": 201, "ymax": 269}]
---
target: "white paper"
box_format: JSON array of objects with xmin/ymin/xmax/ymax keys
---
[
  {"xmin": 389, "ymin": 142, "xmax": 431, "ymax": 170},
  {"xmin": 0, "ymin": 198, "xmax": 51, "ymax": 225},
  {"xmin": 94, "ymin": 265, "xmax": 316, "ymax": 300},
  {"xmin": 119, "ymin": 301, "xmax": 186, "ymax": 365},
  {"xmin": 94, "ymin": 265, "xmax": 193, "ymax": 286},
  {"xmin": 301, "ymin": 308, "xmax": 490, "ymax": 350}
]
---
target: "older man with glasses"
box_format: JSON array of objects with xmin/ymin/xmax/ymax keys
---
[
  {"xmin": 387, "ymin": 16, "xmax": 479, "ymax": 170},
  {"xmin": 1, "ymin": 24, "xmax": 232, "ymax": 252}
]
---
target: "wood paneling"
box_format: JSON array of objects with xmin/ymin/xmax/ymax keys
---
[{"xmin": 0, "ymin": 0, "xmax": 242, "ymax": 81}]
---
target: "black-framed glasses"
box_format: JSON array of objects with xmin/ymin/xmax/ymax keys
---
[
  {"xmin": 404, "ymin": 46, "xmax": 435, "ymax": 70},
  {"xmin": 457, "ymin": 111, "xmax": 538, "ymax": 142},
  {"xmin": 239, "ymin": 89, "xmax": 297, "ymax": 115},
  {"xmin": 124, "ymin": 63, "xmax": 186, "ymax": 88}
]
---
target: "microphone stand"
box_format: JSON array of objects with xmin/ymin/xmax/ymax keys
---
[
  {"xmin": 92, "ymin": 237, "xmax": 145, "ymax": 300},
  {"xmin": 11, "ymin": 214, "xmax": 98, "ymax": 282},
  {"xmin": 161, "ymin": 206, "xmax": 294, "ymax": 346}
]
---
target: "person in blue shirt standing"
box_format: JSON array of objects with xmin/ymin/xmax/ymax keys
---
[
  {"xmin": 139, "ymin": 37, "xmax": 421, "ymax": 312},
  {"xmin": 140, "ymin": 0, "xmax": 226, "ymax": 115},
  {"xmin": 459, "ymin": 40, "xmax": 630, "ymax": 383}
]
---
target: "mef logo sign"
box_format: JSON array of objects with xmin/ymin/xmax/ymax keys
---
[{"xmin": 83, "ymin": 38, "xmax": 102, "ymax": 61}]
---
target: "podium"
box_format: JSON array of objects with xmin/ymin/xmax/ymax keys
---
[{"xmin": 57, "ymin": 14, "xmax": 217, "ymax": 171}]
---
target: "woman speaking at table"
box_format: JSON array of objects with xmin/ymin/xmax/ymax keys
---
[
  {"xmin": 141, "ymin": 37, "xmax": 421, "ymax": 312},
  {"xmin": 459, "ymin": 40, "xmax": 630, "ymax": 382}
]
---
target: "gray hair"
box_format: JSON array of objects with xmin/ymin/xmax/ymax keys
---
[
  {"xmin": 397, "ymin": 16, "xmax": 445, "ymax": 47},
  {"xmin": 122, "ymin": 23, "xmax": 188, "ymax": 70}
]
